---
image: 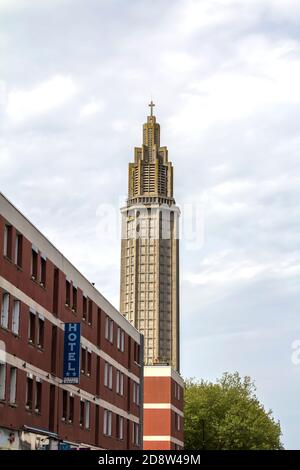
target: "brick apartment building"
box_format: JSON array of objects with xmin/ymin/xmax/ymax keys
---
[{"xmin": 0, "ymin": 192, "xmax": 143, "ymax": 450}]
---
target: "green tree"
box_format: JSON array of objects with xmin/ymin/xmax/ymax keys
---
[{"xmin": 184, "ymin": 372, "xmax": 283, "ymax": 450}]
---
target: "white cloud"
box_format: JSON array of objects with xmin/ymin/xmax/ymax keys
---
[
  {"xmin": 79, "ymin": 100, "xmax": 104, "ymax": 118},
  {"xmin": 6, "ymin": 75, "xmax": 77, "ymax": 122},
  {"xmin": 184, "ymin": 258, "xmax": 300, "ymax": 285}
]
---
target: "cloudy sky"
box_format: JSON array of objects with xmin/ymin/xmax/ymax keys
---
[{"xmin": 1, "ymin": 0, "xmax": 300, "ymax": 448}]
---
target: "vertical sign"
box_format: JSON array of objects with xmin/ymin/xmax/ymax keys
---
[{"xmin": 63, "ymin": 323, "xmax": 81, "ymax": 384}]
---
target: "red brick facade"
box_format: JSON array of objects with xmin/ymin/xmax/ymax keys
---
[{"xmin": 0, "ymin": 193, "xmax": 143, "ymax": 450}]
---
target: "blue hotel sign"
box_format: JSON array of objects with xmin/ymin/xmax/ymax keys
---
[{"xmin": 63, "ymin": 323, "xmax": 81, "ymax": 384}]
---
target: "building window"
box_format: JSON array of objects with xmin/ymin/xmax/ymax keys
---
[
  {"xmin": 80, "ymin": 399, "xmax": 85, "ymax": 427},
  {"xmin": 72, "ymin": 286, "xmax": 77, "ymax": 312},
  {"xmin": 104, "ymin": 362, "xmax": 113, "ymax": 389},
  {"xmin": 3, "ymin": 224, "xmax": 12, "ymax": 259},
  {"xmin": 53, "ymin": 268, "xmax": 59, "ymax": 316},
  {"xmin": 62, "ymin": 390, "xmax": 68, "ymax": 421},
  {"xmin": 35, "ymin": 380, "xmax": 42, "ymax": 413},
  {"xmin": 15, "ymin": 233, "xmax": 23, "ymax": 267},
  {"xmin": 83, "ymin": 296, "xmax": 87, "ymax": 321},
  {"xmin": 37, "ymin": 315, "xmax": 45, "ymax": 348},
  {"xmin": 12, "ymin": 300, "xmax": 20, "ymax": 335},
  {"xmin": 65, "ymin": 280, "xmax": 71, "ymax": 307},
  {"xmin": 116, "ymin": 415, "xmax": 124, "ymax": 440},
  {"xmin": 105, "ymin": 316, "xmax": 113, "ymax": 343},
  {"xmin": 105, "ymin": 316, "xmax": 109, "ymax": 339},
  {"xmin": 116, "ymin": 371, "xmax": 124, "ymax": 396},
  {"xmin": 175, "ymin": 413, "xmax": 180, "ymax": 431},
  {"xmin": 51, "ymin": 325, "xmax": 57, "ymax": 375},
  {"xmin": 104, "ymin": 362, "xmax": 108, "ymax": 387},
  {"xmin": 40, "ymin": 256, "xmax": 46, "ymax": 287},
  {"xmin": 1, "ymin": 292, "xmax": 9, "ymax": 329},
  {"xmin": 9, "ymin": 367, "xmax": 17, "ymax": 404},
  {"xmin": 117, "ymin": 327, "xmax": 125, "ymax": 352},
  {"xmin": 103, "ymin": 409, "xmax": 112, "ymax": 436},
  {"xmin": 134, "ymin": 342, "xmax": 140, "ymax": 364},
  {"xmin": 133, "ymin": 382, "xmax": 140, "ymax": 405},
  {"xmin": 0, "ymin": 362, "xmax": 6, "ymax": 400},
  {"xmin": 97, "ymin": 308, "xmax": 101, "ymax": 347},
  {"xmin": 28, "ymin": 309, "xmax": 36, "ymax": 344},
  {"xmin": 81, "ymin": 347, "xmax": 86, "ymax": 374},
  {"xmin": 80, "ymin": 349, "xmax": 92, "ymax": 377},
  {"xmin": 26, "ymin": 376, "xmax": 33, "ymax": 410},
  {"xmin": 31, "ymin": 247, "xmax": 38, "ymax": 280},
  {"xmin": 133, "ymin": 423, "xmax": 140, "ymax": 446},
  {"xmin": 175, "ymin": 383, "xmax": 181, "ymax": 400},
  {"xmin": 108, "ymin": 365, "xmax": 113, "ymax": 389},
  {"xmin": 85, "ymin": 400, "xmax": 90, "ymax": 429},
  {"xmin": 88, "ymin": 299, "xmax": 93, "ymax": 325},
  {"xmin": 87, "ymin": 351, "xmax": 92, "ymax": 377},
  {"xmin": 69, "ymin": 394, "xmax": 74, "ymax": 423}
]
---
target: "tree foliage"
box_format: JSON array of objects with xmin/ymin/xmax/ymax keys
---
[{"xmin": 184, "ymin": 372, "xmax": 283, "ymax": 450}]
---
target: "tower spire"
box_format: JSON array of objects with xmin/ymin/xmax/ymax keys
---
[{"xmin": 148, "ymin": 100, "xmax": 155, "ymax": 117}]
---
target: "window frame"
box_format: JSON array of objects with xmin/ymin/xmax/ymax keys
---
[{"xmin": 1, "ymin": 291, "xmax": 9, "ymax": 329}]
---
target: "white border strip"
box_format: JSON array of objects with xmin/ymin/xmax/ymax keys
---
[
  {"xmin": 0, "ymin": 276, "xmax": 140, "ymax": 383},
  {"xmin": 5, "ymin": 351, "xmax": 140, "ymax": 423},
  {"xmin": 143, "ymin": 435, "xmax": 184, "ymax": 446},
  {"xmin": 144, "ymin": 365, "xmax": 184, "ymax": 387},
  {"xmin": 144, "ymin": 403, "xmax": 184, "ymax": 417}
]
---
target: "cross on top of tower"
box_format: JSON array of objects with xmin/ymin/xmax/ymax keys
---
[{"xmin": 148, "ymin": 100, "xmax": 155, "ymax": 116}]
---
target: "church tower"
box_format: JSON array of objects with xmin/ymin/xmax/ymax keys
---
[
  {"xmin": 120, "ymin": 103, "xmax": 184, "ymax": 450},
  {"xmin": 120, "ymin": 102, "xmax": 180, "ymax": 371}
]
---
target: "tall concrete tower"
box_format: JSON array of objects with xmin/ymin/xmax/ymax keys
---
[{"xmin": 120, "ymin": 102, "xmax": 180, "ymax": 372}]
